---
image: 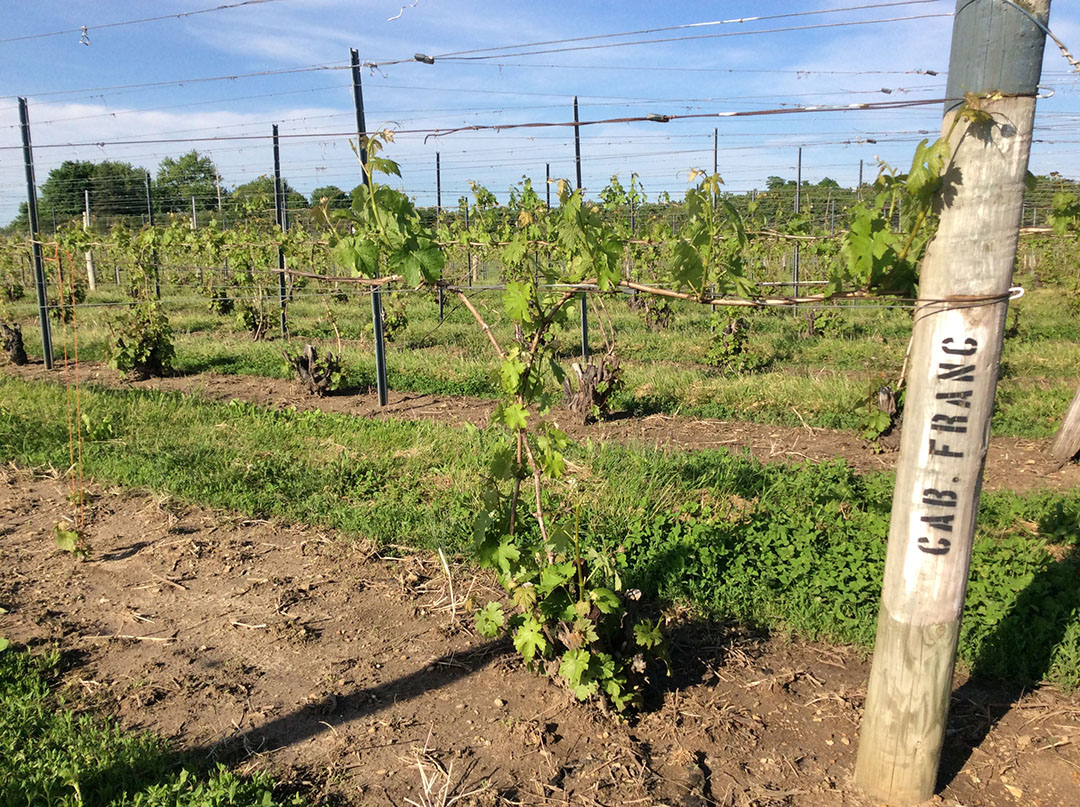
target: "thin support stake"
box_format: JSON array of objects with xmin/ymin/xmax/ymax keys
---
[{"xmin": 580, "ymin": 294, "xmax": 589, "ymax": 360}]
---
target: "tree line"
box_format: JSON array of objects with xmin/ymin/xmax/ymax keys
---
[{"xmin": 3, "ymin": 150, "xmax": 343, "ymax": 234}]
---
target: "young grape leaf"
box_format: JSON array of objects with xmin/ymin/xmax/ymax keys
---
[
  {"xmin": 634, "ymin": 620, "xmax": 664, "ymax": 650},
  {"xmin": 514, "ymin": 616, "xmax": 548, "ymax": 664},
  {"xmin": 474, "ymin": 602, "xmax": 505, "ymax": 638},
  {"xmin": 590, "ymin": 587, "xmax": 620, "ymax": 615},
  {"xmin": 54, "ymin": 524, "xmax": 81, "ymax": 554},
  {"xmin": 493, "ymin": 537, "xmax": 522, "ymax": 575},
  {"xmin": 500, "ymin": 403, "xmax": 529, "ymax": 431},
  {"xmin": 559, "ymin": 648, "xmax": 591, "ymax": 687}
]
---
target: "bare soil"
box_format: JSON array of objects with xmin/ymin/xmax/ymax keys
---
[
  {"xmin": 2, "ymin": 468, "xmax": 1079, "ymax": 807},
  {"xmin": 5, "ymin": 360, "xmax": 1079, "ymax": 493}
]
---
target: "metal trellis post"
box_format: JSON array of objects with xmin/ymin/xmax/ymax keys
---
[
  {"xmin": 573, "ymin": 96, "xmax": 588, "ymax": 361},
  {"xmin": 146, "ymin": 172, "xmax": 160, "ymax": 299},
  {"xmin": 352, "ymin": 47, "xmax": 388, "ymax": 406},
  {"xmin": 272, "ymin": 124, "xmax": 288, "ymax": 338},
  {"xmin": 18, "ymin": 97, "xmax": 53, "ymax": 370}
]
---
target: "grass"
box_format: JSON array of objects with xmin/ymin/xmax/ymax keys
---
[
  {"xmin": 0, "ymin": 644, "xmax": 306, "ymax": 806},
  {"xmin": 5, "ymin": 267, "xmax": 1078, "ymax": 438},
  {"xmin": 2, "ymin": 374, "xmax": 1078, "ymax": 688}
]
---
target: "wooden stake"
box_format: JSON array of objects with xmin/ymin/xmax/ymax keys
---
[
  {"xmin": 855, "ymin": 2, "xmax": 1051, "ymax": 803},
  {"xmin": 1049, "ymin": 384, "xmax": 1080, "ymax": 463},
  {"xmin": 83, "ymin": 189, "xmax": 96, "ymax": 291}
]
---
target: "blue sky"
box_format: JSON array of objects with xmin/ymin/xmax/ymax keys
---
[{"xmin": 2, "ymin": 0, "xmax": 1079, "ymax": 223}]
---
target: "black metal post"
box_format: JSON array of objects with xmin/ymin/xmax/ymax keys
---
[
  {"xmin": 435, "ymin": 151, "xmax": 442, "ymax": 228},
  {"xmin": 793, "ymin": 147, "xmax": 802, "ymax": 312},
  {"xmin": 18, "ymin": 97, "xmax": 52, "ymax": 369},
  {"xmin": 573, "ymin": 97, "xmax": 583, "ymax": 190},
  {"xmin": 145, "ymin": 171, "xmax": 160, "ymax": 299},
  {"xmin": 573, "ymin": 96, "xmax": 588, "ymax": 360},
  {"xmin": 272, "ymin": 124, "xmax": 288, "ymax": 338},
  {"xmin": 545, "ymin": 162, "xmax": 551, "ymax": 209},
  {"xmin": 352, "ymin": 47, "xmax": 387, "ymax": 406}
]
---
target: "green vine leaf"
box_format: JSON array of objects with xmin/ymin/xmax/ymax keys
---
[
  {"xmin": 514, "ymin": 615, "xmax": 548, "ymax": 664},
  {"xmin": 474, "ymin": 602, "xmax": 505, "ymax": 637},
  {"xmin": 500, "ymin": 403, "xmax": 529, "ymax": 431},
  {"xmin": 492, "ymin": 537, "xmax": 522, "ymax": 575},
  {"xmin": 634, "ymin": 620, "xmax": 664, "ymax": 650}
]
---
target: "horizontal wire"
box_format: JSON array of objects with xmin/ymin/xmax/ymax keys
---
[
  {"xmin": 0, "ymin": 97, "xmax": 946, "ymax": 152},
  {"xmin": 408, "ymin": 14, "xmax": 954, "ymax": 64},
  {"xmin": 1, "ymin": 62, "xmax": 351, "ymax": 101},
  {"xmin": 364, "ymin": 2, "xmax": 946, "ymax": 66},
  {"xmin": 0, "ymin": 0, "xmax": 287, "ymax": 44}
]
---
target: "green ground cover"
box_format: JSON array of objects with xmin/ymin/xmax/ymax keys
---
[
  {"xmin": 0, "ymin": 644, "xmax": 306, "ymax": 806},
  {"xmin": 6, "ymin": 279, "xmax": 1078, "ymax": 437},
  {"xmin": 2, "ymin": 375, "xmax": 1078, "ymax": 689}
]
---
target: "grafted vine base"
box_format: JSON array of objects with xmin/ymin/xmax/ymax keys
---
[
  {"xmin": 282, "ymin": 344, "xmax": 342, "ymax": 397},
  {"xmin": 1, "ymin": 323, "xmax": 27, "ymax": 366},
  {"xmin": 562, "ymin": 352, "xmax": 621, "ymax": 425}
]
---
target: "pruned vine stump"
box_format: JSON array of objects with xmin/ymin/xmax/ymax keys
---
[
  {"xmin": 283, "ymin": 344, "xmax": 341, "ymax": 397},
  {"xmin": 1, "ymin": 323, "xmax": 27, "ymax": 366},
  {"xmin": 562, "ymin": 352, "xmax": 621, "ymax": 425}
]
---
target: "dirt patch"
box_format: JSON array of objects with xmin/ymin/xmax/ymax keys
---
[
  {"xmin": 5, "ymin": 361, "xmax": 1078, "ymax": 493},
  {"xmin": 2, "ymin": 468, "xmax": 1079, "ymax": 806}
]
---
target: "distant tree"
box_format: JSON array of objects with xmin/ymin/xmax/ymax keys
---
[
  {"xmin": 766, "ymin": 175, "xmax": 794, "ymax": 190},
  {"xmin": 230, "ymin": 176, "xmax": 307, "ymax": 218},
  {"xmin": 4, "ymin": 202, "xmax": 30, "ymax": 234},
  {"xmin": 816, "ymin": 177, "xmax": 840, "ymax": 188},
  {"xmin": 155, "ymin": 151, "xmax": 221, "ymax": 214},
  {"xmin": 36, "ymin": 160, "xmax": 147, "ymax": 224},
  {"xmin": 310, "ymin": 185, "xmax": 348, "ymax": 209}
]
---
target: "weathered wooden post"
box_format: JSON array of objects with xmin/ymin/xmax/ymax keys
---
[
  {"xmin": 1050, "ymin": 384, "xmax": 1080, "ymax": 463},
  {"xmin": 83, "ymin": 189, "xmax": 96, "ymax": 292},
  {"xmin": 855, "ymin": 2, "xmax": 1051, "ymax": 804}
]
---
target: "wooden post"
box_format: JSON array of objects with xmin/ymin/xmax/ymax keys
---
[
  {"xmin": 855, "ymin": 2, "xmax": 1051, "ymax": 804},
  {"xmin": 83, "ymin": 189, "xmax": 96, "ymax": 291},
  {"xmin": 1050, "ymin": 384, "xmax": 1080, "ymax": 463},
  {"xmin": 465, "ymin": 205, "xmax": 472, "ymax": 287}
]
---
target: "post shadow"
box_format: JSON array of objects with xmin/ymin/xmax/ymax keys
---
[
  {"xmin": 937, "ymin": 539, "xmax": 1080, "ymax": 789},
  {"xmin": 71, "ymin": 638, "xmax": 511, "ymax": 805}
]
